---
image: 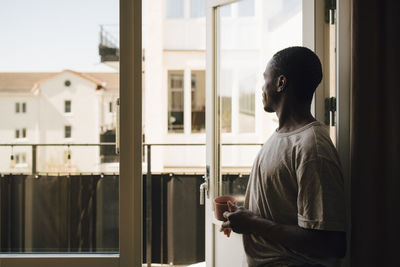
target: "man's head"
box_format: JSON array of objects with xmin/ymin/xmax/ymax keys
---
[{"xmin": 262, "ymin": 46, "xmax": 322, "ymax": 112}]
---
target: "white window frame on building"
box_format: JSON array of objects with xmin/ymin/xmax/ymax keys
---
[
  {"xmin": 168, "ymin": 70, "xmax": 185, "ymax": 133},
  {"xmin": 14, "ymin": 128, "xmax": 27, "ymax": 139},
  {"xmin": 64, "ymin": 100, "xmax": 72, "ymax": 114},
  {"xmin": 15, "ymin": 102, "xmax": 20, "ymax": 113},
  {"xmin": 109, "ymin": 101, "xmax": 114, "ymax": 113},
  {"xmin": 64, "ymin": 125, "xmax": 72, "ymax": 139},
  {"xmin": 22, "ymin": 102, "xmax": 26, "ymax": 113},
  {"xmin": 191, "ymin": 70, "xmax": 206, "ymax": 133},
  {"xmin": 15, "ymin": 152, "xmax": 27, "ymax": 167}
]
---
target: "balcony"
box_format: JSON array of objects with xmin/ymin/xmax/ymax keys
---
[{"xmin": 98, "ymin": 25, "xmax": 119, "ymax": 67}]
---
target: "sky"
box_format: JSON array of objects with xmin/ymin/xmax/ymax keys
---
[{"xmin": 0, "ymin": 0, "xmax": 119, "ymax": 72}]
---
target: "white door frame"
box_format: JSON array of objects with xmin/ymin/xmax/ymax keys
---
[{"xmin": 0, "ymin": 0, "xmax": 143, "ymax": 266}]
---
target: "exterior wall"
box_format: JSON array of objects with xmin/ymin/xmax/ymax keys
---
[
  {"xmin": 37, "ymin": 72, "xmax": 100, "ymax": 173},
  {"xmin": 144, "ymin": 0, "xmax": 165, "ymax": 172}
]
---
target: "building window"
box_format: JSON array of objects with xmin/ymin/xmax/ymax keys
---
[
  {"xmin": 65, "ymin": 125, "xmax": 72, "ymax": 138},
  {"xmin": 191, "ymin": 70, "xmax": 206, "ymax": 133},
  {"xmin": 15, "ymin": 128, "xmax": 27, "ymax": 139},
  {"xmin": 109, "ymin": 101, "xmax": 113, "ymax": 113},
  {"xmin": 65, "ymin": 100, "xmax": 71, "ymax": 113},
  {"xmin": 15, "ymin": 102, "xmax": 20, "ymax": 113},
  {"xmin": 238, "ymin": 0, "xmax": 255, "ymax": 17},
  {"xmin": 15, "ymin": 153, "xmax": 27, "ymax": 165},
  {"xmin": 168, "ymin": 71, "xmax": 184, "ymax": 133},
  {"xmin": 166, "ymin": 0, "xmax": 184, "ymax": 18},
  {"xmin": 22, "ymin": 102, "xmax": 26, "ymax": 113},
  {"xmin": 190, "ymin": 0, "xmax": 205, "ymax": 17}
]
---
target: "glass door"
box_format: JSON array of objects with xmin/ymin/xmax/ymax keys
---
[{"xmin": 206, "ymin": 0, "xmax": 316, "ymax": 266}]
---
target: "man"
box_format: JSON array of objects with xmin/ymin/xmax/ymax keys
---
[{"xmin": 221, "ymin": 47, "xmax": 346, "ymax": 267}]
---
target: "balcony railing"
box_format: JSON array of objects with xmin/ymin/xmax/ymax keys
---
[
  {"xmin": 0, "ymin": 142, "xmax": 262, "ymax": 266},
  {"xmin": 99, "ymin": 25, "xmax": 119, "ymax": 62}
]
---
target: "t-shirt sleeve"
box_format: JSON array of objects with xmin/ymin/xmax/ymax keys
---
[{"xmin": 296, "ymin": 158, "xmax": 346, "ymax": 231}]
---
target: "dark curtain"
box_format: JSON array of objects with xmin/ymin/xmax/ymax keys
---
[{"xmin": 351, "ymin": 0, "xmax": 400, "ymax": 266}]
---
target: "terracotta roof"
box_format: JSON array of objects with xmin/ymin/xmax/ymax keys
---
[
  {"xmin": 0, "ymin": 70, "xmax": 119, "ymax": 93},
  {"xmin": 86, "ymin": 72, "xmax": 119, "ymax": 90},
  {"xmin": 0, "ymin": 72, "xmax": 52, "ymax": 92}
]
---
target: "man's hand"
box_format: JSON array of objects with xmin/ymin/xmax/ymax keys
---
[{"xmin": 220, "ymin": 201, "xmax": 257, "ymax": 236}]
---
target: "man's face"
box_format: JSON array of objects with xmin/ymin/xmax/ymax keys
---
[{"xmin": 262, "ymin": 62, "xmax": 278, "ymax": 113}]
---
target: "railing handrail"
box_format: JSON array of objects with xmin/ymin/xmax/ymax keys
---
[
  {"xmin": 0, "ymin": 143, "xmax": 264, "ymax": 147},
  {"xmin": 0, "ymin": 143, "xmax": 116, "ymax": 146}
]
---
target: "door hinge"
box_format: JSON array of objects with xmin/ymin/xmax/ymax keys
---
[
  {"xmin": 325, "ymin": 97, "xmax": 337, "ymax": 126},
  {"xmin": 325, "ymin": 0, "xmax": 336, "ymax": 24}
]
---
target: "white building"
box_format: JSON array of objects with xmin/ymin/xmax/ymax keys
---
[{"xmin": 0, "ymin": 70, "xmax": 119, "ymax": 174}]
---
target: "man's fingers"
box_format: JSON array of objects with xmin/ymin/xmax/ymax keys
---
[
  {"xmin": 224, "ymin": 228, "xmax": 232, "ymax": 238},
  {"xmin": 223, "ymin": 211, "xmax": 232, "ymax": 219},
  {"xmin": 227, "ymin": 200, "xmax": 238, "ymax": 212},
  {"xmin": 221, "ymin": 220, "xmax": 231, "ymax": 229}
]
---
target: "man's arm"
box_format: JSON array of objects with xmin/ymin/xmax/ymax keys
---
[{"xmin": 221, "ymin": 203, "xmax": 346, "ymax": 259}]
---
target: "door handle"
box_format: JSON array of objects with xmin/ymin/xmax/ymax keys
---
[{"xmin": 200, "ymin": 181, "xmax": 208, "ymax": 205}]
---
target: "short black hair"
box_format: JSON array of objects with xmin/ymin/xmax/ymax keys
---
[{"xmin": 270, "ymin": 46, "xmax": 322, "ymax": 101}]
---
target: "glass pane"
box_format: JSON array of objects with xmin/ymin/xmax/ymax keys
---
[
  {"xmin": 0, "ymin": 0, "xmax": 119, "ymax": 253},
  {"xmin": 217, "ymin": 0, "xmax": 303, "ymax": 202},
  {"xmin": 168, "ymin": 71, "xmax": 184, "ymax": 133},
  {"xmin": 190, "ymin": 0, "xmax": 205, "ymax": 18},
  {"xmin": 191, "ymin": 70, "xmax": 205, "ymax": 133},
  {"xmin": 166, "ymin": 0, "xmax": 184, "ymax": 18}
]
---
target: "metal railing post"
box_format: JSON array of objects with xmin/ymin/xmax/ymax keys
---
[
  {"xmin": 32, "ymin": 144, "xmax": 37, "ymax": 175},
  {"xmin": 146, "ymin": 144, "xmax": 152, "ymax": 267}
]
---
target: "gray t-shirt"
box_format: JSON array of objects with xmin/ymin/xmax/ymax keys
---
[{"xmin": 243, "ymin": 121, "xmax": 345, "ymax": 267}]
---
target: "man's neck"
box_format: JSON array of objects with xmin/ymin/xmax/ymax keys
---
[{"xmin": 275, "ymin": 99, "xmax": 315, "ymax": 133}]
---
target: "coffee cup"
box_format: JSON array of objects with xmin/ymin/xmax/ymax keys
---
[{"xmin": 214, "ymin": 195, "xmax": 236, "ymax": 221}]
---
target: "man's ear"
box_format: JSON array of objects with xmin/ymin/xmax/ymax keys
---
[{"xmin": 276, "ymin": 75, "xmax": 287, "ymax": 93}]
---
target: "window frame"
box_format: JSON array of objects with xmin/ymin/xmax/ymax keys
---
[
  {"xmin": 190, "ymin": 70, "xmax": 206, "ymax": 133},
  {"xmin": 64, "ymin": 125, "xmax": 72, "ymax": 139},
  {"xmin": 167, "ymin": 70, "xmax": 185, "ymax": 133},
  {"xmin": 64, "ymin": 100, "xmax": 72, "ymax": 114}
]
